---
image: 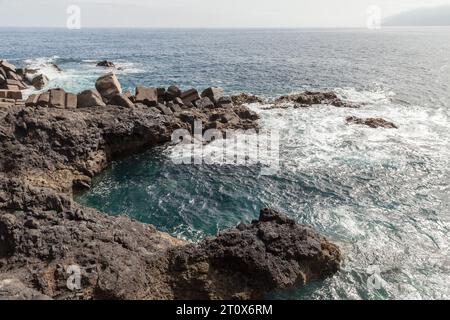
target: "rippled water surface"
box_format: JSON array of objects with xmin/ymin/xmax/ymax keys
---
[{"xmin": 2, "ymin": 27, "xmax": 449, "ymax": 299}]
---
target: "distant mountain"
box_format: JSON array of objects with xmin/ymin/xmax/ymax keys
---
[{"xmin": 384, "ymin": 5, "xmax": 450, "ymax": 26}]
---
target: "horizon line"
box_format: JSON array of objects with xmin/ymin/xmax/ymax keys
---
[{"xmin": 1, "ymin": 25, "xmax": 450, "ymax": 30}]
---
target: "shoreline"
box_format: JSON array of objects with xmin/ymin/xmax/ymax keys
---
[{"xmin": 0, "ymin": 60, "xmax": 343, "ymax": 300}]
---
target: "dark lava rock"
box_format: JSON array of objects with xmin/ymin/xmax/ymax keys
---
[
  {"xmin": 273, "ymin": 91, "xmax": 360, "ymax": 109},
  {"xmin": 346, "ymin": 116, "xmax": 398, "ymax": 129},
  {"xmin": 169, "ymin": 208, "xmax": 341, "ymax": 299},
  {"xmin": 232, "ymin": 93, "xmax": 264, "ymax": 105},
  {"xmin": 96, "ymin": 60, "xmax": 115, "ymax": 68},
  {"xmin": 165, "ymin": 85, "xmax": 182, "ymax": 101}
]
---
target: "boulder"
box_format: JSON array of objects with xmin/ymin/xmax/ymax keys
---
[
  {"xmin": 167, "ymin": 102, "xmax": 182, "ymax": 113},
  {"xmin": 110, "ymin": 93, "xmax": 134, "ymax": 108},
  {"xmin": 157, "ymin": 87, "xmax": 166, "ymax": 103},
  {"xmin": 221, "ymin": 112, "xmax": 240, "ymax": 125},
  {"xmin": 6, "ymin": 70, "xmax": 21, "ymax": 82},
  {"xmin": 49, "ymin": 88, "xmax": 66, "ymax": 108},
  {"xmin": 0, "ymin": 66, "xmax": 7, "ymax": 80},
  {"xmin": 96, "ymin": 60, "xmax": 115, "ymax": 68},
  {"xmin": 346, "ymin": 116, "xmax": 398, "ymax": 129},
  {"xmin": 165, "ymin": 85, "xmax": 182, "ymax": 101},
  {"xmin": 173, "ymin": 97, "xmax": 185, "ymax": 107},
  {"xmin": 135, "ymin": 86, "xmax": 158, "ymax": 107},
  {"xmin": 216, "ymin": 95, "xmax": 233, "ymax": 107},
  {"xmin": 95, "ymin": 73, "xmax": 122, "ymax": 100},
  {"xmin": 25, "ymin": 94, "xmax": 39, "ymax": 107},
  {"xmin": 231, "ymin": 93, "xmax": 264, "ymax": 105},
  {"xmin": 65, "ymin": 93, "xmax": 77, "ymax": 109},
  {"xmin": 77, "ymin": 89, "xmax": 106, "ymax": 108},
  {"xmin": 0, "ymin": 60, "xmax": 17, "ymax": 73},
  {"xmin": 123, "ymin": 91, "xmax": 134, "ymax": 101},
  {"xmin": 201, "ymin": 87, "xmax": 224, "ymax": 104},
  {"xmin": 31, "ymin": 74, "xmax": 49, "ymax": 90},
  {"xmin": 156, "ymin": 103, "xmax": 173, "ymax": 116},
  {"xmin": 180, "ymin": 88, "xmax": 200, "ymax": 105},
  {"xmin": 25, "ymin": 91, "xmax": 77, "ymax": 109},
  {"xmin": 234, "ymin": 106, "xmax": 259, "ymax": 121},
  {"xmin": 37, "ymin": 92, "xmax": 50, "ymax": 107},
  {"xmin": 0, "ymin": 90, "xmax": 22, "ymax": 100},
  {"xmin": 6, "ymin": 79, "xmax": 26, "ymax": 91},
  {"xmin": 195, "ymin": 97, "xmax": 215, "ymax": 109}
]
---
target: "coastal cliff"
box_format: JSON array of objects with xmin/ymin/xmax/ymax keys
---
[{"xmin": 0, "ymin": 60, "xmax": 342, "ymax": 300}]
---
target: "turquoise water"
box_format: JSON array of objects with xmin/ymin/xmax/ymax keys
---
[{"xmin": 1, "ymin": 27, "xmax": 449, "ymax": 299}]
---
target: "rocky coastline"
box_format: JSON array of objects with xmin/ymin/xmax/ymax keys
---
[{"xmin": 0, "ymin": 59, "xmax": 346, "ymax": 300}]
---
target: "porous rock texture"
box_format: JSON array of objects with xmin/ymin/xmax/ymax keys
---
[{"xmin": 0, "ymin": 85, "xmax": 341, "ymax": 299}]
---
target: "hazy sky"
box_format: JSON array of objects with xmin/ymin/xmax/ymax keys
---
[{"xmin": 1, "ymin": 0, "xmax": 450, "ymax": 28}]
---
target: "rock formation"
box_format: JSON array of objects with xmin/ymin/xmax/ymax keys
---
[
  {"xmin": 0, "ymin": 71, "xmax": 342, "ymax": 299},
  {"xmin": 346, "ymin": 116, "xmax": 398, "ymax": 129},
  {"xmin": 96, "ymin": 60, "xmax": 115, "ymax": 68},
  {"xmin": 231, "ymin": 92, "xmax": 265, "ymax": 106},
  {"xmin": 271, "ymin": 91, "xmax": 361, "ymax": 109},
  {"xmin": 95, "ymin": 73, "xmax": 122, "ymax": 100}
]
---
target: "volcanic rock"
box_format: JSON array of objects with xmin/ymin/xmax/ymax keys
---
[
  {"xmin": 346, "ymin": 116, "xmax": 398, "ymax": 129},
  {"xmin": 273, "ymin": 91, "xmax": 360, "ymax": 108},
  {"xmin": 231, "ymin": 93, "xmax": 264, "ymax": 105},
  {"xmin": 97, "ymin": 60, "xmax": 115, "ymax": 68}
]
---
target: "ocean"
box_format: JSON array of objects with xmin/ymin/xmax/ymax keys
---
[{"xmin": 1, "ymin": 27, "xmax": 449, "ymax": 300}]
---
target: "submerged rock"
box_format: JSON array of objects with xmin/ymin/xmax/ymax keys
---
[
  {"xmin": 96, "ymin": 60, "xmax": 115, "ymax": 68},
  {"xmin": 273, "ymin": 91, "xmax": 360, "ymax": 109},
  {"xmin": 346, "ymin": 116, "xmax": 398, "ymax": 129}
]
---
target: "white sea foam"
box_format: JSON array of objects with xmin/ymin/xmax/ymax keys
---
[{"xmin": 24, "ymin": 56, "xmax": 65, "ymax": 81}]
